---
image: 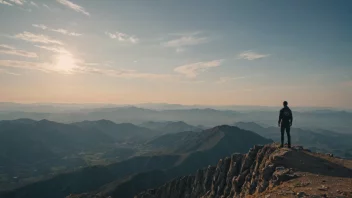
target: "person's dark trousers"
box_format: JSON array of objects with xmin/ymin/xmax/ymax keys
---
[{"xmin": 280, "ymin": 125, "xmax": 291, "ymax": 147}]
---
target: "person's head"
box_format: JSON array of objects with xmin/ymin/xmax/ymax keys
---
[{"xmin": 283, "ymin": 101, "xmax": 288, "ymax": 107}]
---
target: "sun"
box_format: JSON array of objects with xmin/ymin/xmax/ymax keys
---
[{"xmin": 54, "ymin": 53, "xmax": 79, "ymax": 74}]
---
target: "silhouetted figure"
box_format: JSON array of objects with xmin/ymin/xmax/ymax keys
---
[{"xmin": 278, "ymin": 101, "xmax": 293, "ymax": 148}]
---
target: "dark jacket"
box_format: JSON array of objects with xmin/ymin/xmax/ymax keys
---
[{"xmin": 279, "ymin": 106, "xmax": 293, "ymax": 127}]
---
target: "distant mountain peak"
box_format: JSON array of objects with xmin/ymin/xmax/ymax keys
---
[
  {"xmin": 210, "ymin": 125, "xmax": 241, "ymax": 132},
  {"xmin": 37, "ymin": 119, "xmax": 58, "ymax": 125},
  {"xmin": 0, "ymin": 118, "xmax": 37, "ymax": 125},
  {"xmin": 96, "ymin": 119, "xmax": 117, "ymax": 125}
]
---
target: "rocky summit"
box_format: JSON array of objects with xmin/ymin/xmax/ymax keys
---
[{"xmin": 135, "ymin": 144, "xmax": 352, "ymax": 198}]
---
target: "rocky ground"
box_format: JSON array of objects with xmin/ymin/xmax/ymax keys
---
[{"xmin": 135, "ymin": 144, "xmax": 352, "ymax": 198}]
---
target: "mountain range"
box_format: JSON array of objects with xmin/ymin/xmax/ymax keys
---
[
  {"xmin": 1, "ymin": 116, "xmax": 352, "ymax": 198},
  {"xmin": 0, "ymin": 125, "xmax": 272, "ymax": 198},
  {"xmin": 0, "ymin": 119, "xmax": 198, "ymax": 190},
  {"xmin": 140, "ymin": 121, "xmax": 202, "ymax": 134},
  {"xmin": 1, "ymin": 106, "xmax": 352, "ymax": 133}
]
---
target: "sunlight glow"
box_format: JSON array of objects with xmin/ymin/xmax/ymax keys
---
[{"xmin": 53, "ymin": 52, "xmax": 79, "ymax": 74}]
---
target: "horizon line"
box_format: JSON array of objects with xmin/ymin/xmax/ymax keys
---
[{"xmin": 0, "ymin": 101, "xmax": 348, "ymax": 110}]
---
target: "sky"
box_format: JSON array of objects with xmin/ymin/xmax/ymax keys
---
[{"xmin": 0, "ymin": 0, "xmax": 352, "ymax": 108}]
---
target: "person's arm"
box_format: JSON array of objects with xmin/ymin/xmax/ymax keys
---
[
  {"xmin": 278, "ymin": 110, "xmax": 282, "ymax": 127},
  {"xmin": 290, "ymin": 110, "xmax": 293, "ymax": 126}
]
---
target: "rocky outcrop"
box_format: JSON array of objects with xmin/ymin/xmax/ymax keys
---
[{"xmin": 135, "ymin": 144, "xmax": 302, "ymax": 198}]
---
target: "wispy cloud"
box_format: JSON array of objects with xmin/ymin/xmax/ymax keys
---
[
  {"xmin": 43, "ymin": 4, "xmax": 51, "ymax": 10},
  {"xmin": 32, "ymin": 24, "xmax": 82, "ymax": 36},
  {"xmin": 164, "ymin": 36, "xmax": 208, "ymax": 48},
  {"xmin": 8, "ymin": 0, "xmax": 25, "ymax": 5},
  {"xmin": 237, "ymin": 50, "xmax": 270, "ymax": 60},
  {"xmin": 0, "ymin": 60, "xmax": 52, "ymax": 73},
  {"xmin": 0, "ymin": 59, "xmax": 173, "ymax": 79},
  {"xmin": 0, "ymin": 44, "xmax": 38, "ymax": 58},
  {"xmin": 14, "ymin": 32, "xmax": 64, "ymax": 45},
  {"xmin": 35, "ymin": 45, "xmax": 70, "ymax": 54},
  {"xmin": 0, "ymin": 68, "xmax": 20, "ymax": 76},
  {"xmin": 29, "ymin": 1, "xmax": 38, "ymax": 7},
  {"xmin": 176, "ymin": 48, "xmax": 185, "ymax": 53},
  {"xmin": 80, "ymin": 66, "xmax": 172, "ymax": 80},
  {"xmin": 52, "ymin": 29, "xmax": 82, "ymax": 36},
  {"xmin": 174, "ymin": 60, "xmax": 223, "ymax": 78},
  {"xmin": 0, "ymin": 0, "xmax": 13, "ymax": 6},
  {"xmin": 32, "ymin": 24, "xmax": 48, "ymax": 30},
  {"xmin": 168, "ymin": 31, "xmax": 202, "ymax": 37},
  {"xmin": 216, "ymin": 76, "xmax": 248, "ymax": 84},
  {"xmin": 1, "ymin": 0, "xmax": 38, "ymax": 9},
  {"xmin": 56, "ymin": 0, "xmax": 90, "ymax": 16},
  {"xmin": 1, "ymin": 45, "xmax": 172, "ymax": 79},
  {"xmin": 105, "ymin": 31, "xmax": 139, "ymax": 44},
  {"xmin": 163, "ymin": 32, "xmax": 209, "ymax": 52},
  {"xmin": 0, "ymin": 46, "xmax": 85, "ymax": 75}
]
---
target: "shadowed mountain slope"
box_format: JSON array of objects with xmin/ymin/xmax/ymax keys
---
[
  {"xmin": 65, "ymin": 126, "xmax": 272, "ymax": 198},
  {"xmin": 140, "ymin": 121, "xmax": 202, "ymax": 134},
  {"xmin": 1, "ymin": 125, "xmax": 271, "ymax": 198}
]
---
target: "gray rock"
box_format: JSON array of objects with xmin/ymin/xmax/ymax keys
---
[
  {"xmin": 275, "ymin": 166, "xmax": 285, "ymax": 171},
  {"xmin": 135, "ymin": 144, "xmax": 301, "ymax": 198},
  {"xmin": 296, "ymin": 191, "xmax": 306, "ymax": 197},
  {"xmin": 272, "ymin": 169, "xmax": 298, "ymax": 186}
]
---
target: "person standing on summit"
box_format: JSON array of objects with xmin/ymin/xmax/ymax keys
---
[{"xmin": 278, "ymin": 101, "xmax": 293, "ymax": 148}]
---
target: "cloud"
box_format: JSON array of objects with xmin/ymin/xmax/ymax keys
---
[
  {"xmin": 51, "ymin": 29, "xmax": 82, "ymax": 36},
  {"xmin": 105, "ymin": 31, "xmax": 139, "ymax": 44},
  {"xmin": 174, "ymin": 60, "xmax": 223, "ymax": 78},
  {"xmin": 43, "ymin": 4, "xmax": 51, "ymax": 10},
  {"xmin": 163, "ymin": 35, "xmax": 208, "ymax": 48},
  {"xmin": 32, "ymin": 24, "xmax": 82, "ymax": 36},
  {"xmin": 162, "ymin": 32, "xmax": 209, "ymax": 52},
  {"xmin": 30, "ymin": 1, "xmax": 38, "ymax": 7},
  {"xmin": 216, "ymin": 76, "xmax": 248, "ymax": 84},
  {"xmin": 34, "ymin": 45, "xmax": 71, "ymax": 54},
  {"xmin": 80, "ymin": 66, "xmax": 172, "ymax": 80},
  {"xmin": 0, "ymin": 48, "xmax": 84, "ymax": 75},
  {"xmin": 8, "ymin": 0, "xmax": 25, "ymax": 5},
  {"xmin": 237, "ymin": 50, "xmax": 270, "ymax": 60},
  {"xmin": 1, "ymin": 0, "xmax": 38, "ymax": 9},
  {"xmin": 0, "ymin": 45, "xmax": 172, "ymax": 79},
  {"xmin": 56, "ymin": 0, "xmax": 90, "ymax": 16},
  {"xmin": 0, "ymin": 68, "xmax": 20, "ymax": 76},
  {"xmin": 0, "ymin": 0, "xmax": 13, "ymax": 6},
  {"xmin": 32, "ymin": 24, "xmax": 48, "ymax": 30},
  {"xmin": 14, "ymin": 32, "xmax": 64, "ymax": 45},
  {"xmin": 0, "ymin": 60, "xmax": 52, "ymax": 73},
  {"xmin": 168, "ymin": 31, "xmax": 202, "ymax": 37},
  {"xmin": 0, "ymin": 59, "xmax": 173, "ymax": 79},
  {"xmin": 176, "ymin": 48, "xmax": 185, "ymax": 53},
  {"xmin": 0, "ymin": 44, "xmax": 38, "ymax": 58}
]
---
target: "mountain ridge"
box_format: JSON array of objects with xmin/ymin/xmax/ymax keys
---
[{"xmin": 135, "ymin": 143, "xmax": 352, "ymax": 198}]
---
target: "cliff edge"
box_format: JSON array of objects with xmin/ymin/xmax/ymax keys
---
[{"xmin": 135, "ymin": 144, "xmax": 352, "ymax": 198}]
